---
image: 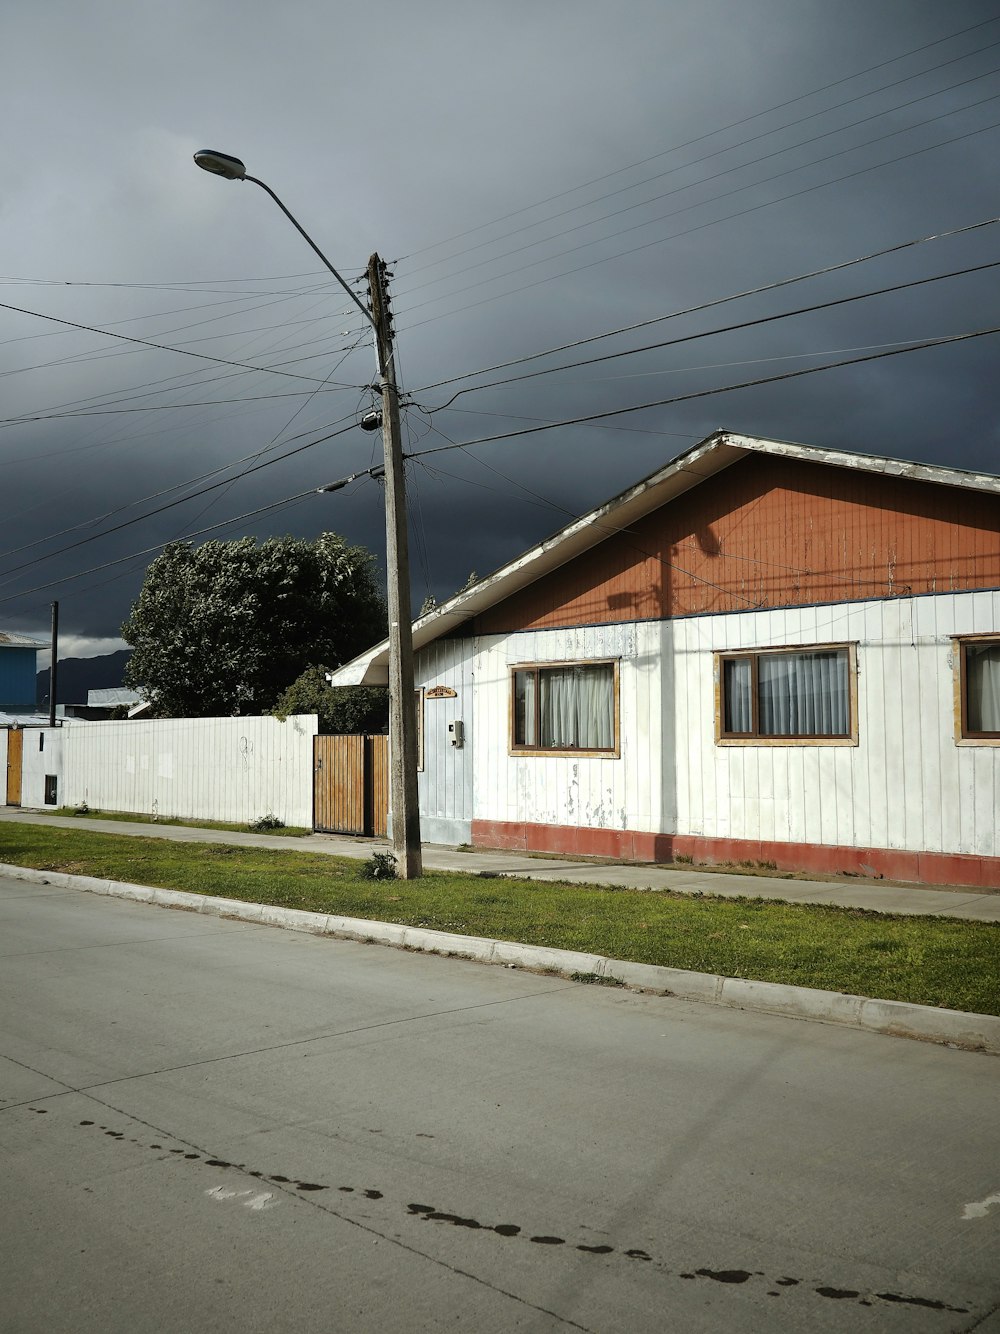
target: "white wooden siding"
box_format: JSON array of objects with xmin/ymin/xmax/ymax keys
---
[
  {"xmin": 415, "ymin": 639, "xmax": 474, "ymax": 843},
  {"xmin": 20, "ymin": 727, "xmax": 65, "ymax": 808},
  {"xmin": 473, "ymin": 622, "xmax": 662, "ymax": 833},
  {"xmin": 670, "ymin": 590, "xmax": 1000, "ymax": 857},
  {"xmin": 468, "ymin": 590, "xmax": 999, "ymax": 858},
  {"xmin": 56, "ymin": 714, "xmax": 317, "ymax": 827}
]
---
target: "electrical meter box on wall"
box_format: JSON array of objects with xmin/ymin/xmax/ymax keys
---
[{"xmin": 448, "ymin": 719, "xmax": 464, "ymax": 748}]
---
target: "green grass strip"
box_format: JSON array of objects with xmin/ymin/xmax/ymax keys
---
[
  {"xmin": 54, "ymin": 808, "xmax": 311, "ymax": 836},
  {"xmin": 3, "ymin": 822, "xmax": 998, "ymax": 1017}
]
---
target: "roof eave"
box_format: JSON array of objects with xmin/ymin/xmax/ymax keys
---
[{"xmin": 325, "ymin": 429, "xmax": 1000, "ymax": 687}]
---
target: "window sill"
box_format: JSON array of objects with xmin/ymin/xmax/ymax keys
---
[
  {"xmin": 509, "ymin": 747, "xmax": 621, "ymax": 759},
  {"xmin": 716, "ymin": 735, "xmax": 858, "ymax": 747}
]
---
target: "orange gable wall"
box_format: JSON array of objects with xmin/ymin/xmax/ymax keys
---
[{"xmin": 473, "ymin": 455, "xmax": 1000, "ymax": 634}]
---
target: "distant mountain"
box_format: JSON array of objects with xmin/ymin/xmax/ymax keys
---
[{"xmin": 37, "ymin": 649, "xmax": 132, "ymax": 707}]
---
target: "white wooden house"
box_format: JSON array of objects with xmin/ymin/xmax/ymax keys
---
[{"xmin": 329, "ymin": 430, "xmax": 1000, "ymax": 889}]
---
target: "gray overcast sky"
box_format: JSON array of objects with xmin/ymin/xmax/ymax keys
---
[{"xmin": 2, "ymin": 0, "xmax": 999, "ymax": 658}]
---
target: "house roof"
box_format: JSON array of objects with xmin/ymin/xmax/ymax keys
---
[
  {"xmin": 327, "ymin": 429, "xmax": 1000, "ymax": 686},
  {"xmin": 87, "ymin": 687, "xmax": 142, "ymax": 707},
  {"xmin": 0, "ymin": 711, "xmax": 65, "ymax": 727},
  {"xmin": 0, "ymin": 632, "xmax": 47, "ymax": 649}
]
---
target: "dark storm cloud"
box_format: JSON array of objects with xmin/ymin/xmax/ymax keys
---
[{"xmin": 1, "ymin": 0, "xmax": 998, "ymax": 655}]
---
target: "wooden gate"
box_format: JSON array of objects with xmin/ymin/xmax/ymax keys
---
[
  {"xmin": 313, "ymin": 734, "xmax": 388, "ymax": 837},
  {"xmin": 5, "ymin": 727, "xmax": 23, "ymax": 806}
]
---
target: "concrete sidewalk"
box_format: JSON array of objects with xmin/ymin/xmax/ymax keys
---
[{"xmin": 2, "ymin": 807, "xmax": 999, "ymax": 921}]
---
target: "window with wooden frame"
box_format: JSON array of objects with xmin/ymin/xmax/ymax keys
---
[
  {"xmin": 955, "ymin": 637, "xmax": 1000, "ymax": 742},
  {"xmin": 511, "ymin": 661, "xmax": 619, "ymax": 756},
  {"xmin": 716, "ymin": 644, "xmax": 857, "ymax": 744}
]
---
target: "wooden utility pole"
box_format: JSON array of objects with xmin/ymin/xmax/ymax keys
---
[
  {"xmin": 48, "ymin": 600, "xmax": 59, "ymax": 729},
  {"xmin": 191, "ymin": 157, "xmax": 422, "ymax": 873},
  {"xmin": 367, "ymin": 254, "xmax": 422, "ymax": 878}
]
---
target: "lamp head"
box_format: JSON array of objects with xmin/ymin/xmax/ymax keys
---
[{"xmin": 193, "ymin": 149, "xmax": 247, "ymax": 181}]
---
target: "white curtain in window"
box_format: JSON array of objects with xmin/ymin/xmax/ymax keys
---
[
  {"xmin": 540, "ymin": 665, "xmax": 614, "ymax": 749},
  {"xmin": 968, "ymin": 644, "xmax": 1000, "ymax": 732},
  {"xmin": 514, "ymin": 670, "xmax": 536, "ymax": 746},
  {"xmin": 758, "ymin": 650, "xmax": 848, "ymax": 736},
  {"xmin": 723, "ymin": 658, "xmax": 752, "ymax": 733}
]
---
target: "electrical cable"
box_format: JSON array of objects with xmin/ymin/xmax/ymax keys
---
[
  {"xmin": 0, "ymin": 282, "xmax": 337, "ymax": 359},
  {"xmin": 415, "ymin": 257, "xmax": 1000, "ymax": 412},
  {"xmin": 425, "ymin": 404, "xmax": 697, "ymax": 440},
  {"xmin": 410, "ymin": 325, "xmax": 1000, "ymax": 460},
  {"xmin": 0, "ymin": 326, "xmax": 371, "ymax": 427},
  {"xmin": 169, "ymin": 329, "xmax": 372, "ymax": 542},
  {"xmin": 0, "ymin": 461, "xmax": 388, "ymax": 611},
  {"xmin": 399, "ymin": 115, "xmax": 1000, "ymax": 334},
  {"xmin": 398, "ymin": 97, "xmax": 1000, "ymax": 324},
  {"xmin": 397, "ymin": 12, "xmax": 1000, "ymax": 264},
  {"xmin": 0, "ymin": 489, "xmax": 330, "ymax": 609},
  {"xmin": 0, "ymin": 406, "xmax": 364, "ymax": 563},
  {"xmin": 399, "ymin": 56, "xmax": 1000, "ymax": 296},
  {"xmin": 0, "ymin": 298, "xmax": 340, "ymax": 383},
  {"xmin": 407, "ymin": 213, "xmax": 998, "ymax": 396},
  {"xmin": 0, "ymin": 419, "xmax": 361, "ymax": 584}
]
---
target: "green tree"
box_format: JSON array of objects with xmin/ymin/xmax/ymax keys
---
[
  {"xmin": 272, "ymin": 666, "xmax": 388, "ymax": 735},
  {"xmin": 122, "ymin": 533, "xmax": 386, "ymax": 718}
]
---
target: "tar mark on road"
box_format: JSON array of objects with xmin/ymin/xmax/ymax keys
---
[{"xmin": 61, "ymin": 1111, "xmax": 969, "ymax": 1315}]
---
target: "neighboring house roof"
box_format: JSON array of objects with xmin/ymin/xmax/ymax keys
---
[
  {"xmin": 87, "ymin": 688, "xmax": 142, "ymax": 708},
  {"xmin": 328, "ymin": 429, "xmax": 1000, "ymax": 687},
  {"xmin": 0, "ymin": 632, "xmax": 47, "ymax": 649},
  {"xmin": 0, "ymin": 710, "xmax": 67, "ymax": 727}
]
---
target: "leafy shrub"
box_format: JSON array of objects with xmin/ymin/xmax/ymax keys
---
[
  {"xmin": 249, "ymin": 812, "xmax": 285, "ymax": 832},
  {"xmin": 359, "ymin": 851, "xmax": 398, "ymax": 880}
]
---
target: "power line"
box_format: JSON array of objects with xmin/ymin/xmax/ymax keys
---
[
  {"xmin": 0, "ymin": 269, "xmax": 332, "ymax": 291},
  {"xmin": 399, "ymin": 115, "xmax": 1000, "ymax": 335},
  {"xmin": 408, "ymin": 214, "xmax": 1000, "ymax": 397},
  {"xmin": 0, "ymin": 298, "xmax": 339, "ymax": 384},
  {"xmin": 399, "ymin": 54, "xmax": 1000, "ymax": 296},
  {"xmin": 415, "ymin": 257, "xmax": 1000, "ymax": 412},
  {"xmin": 398, "ymin": 95, "xmax": 1000, "ymax": 324},
  {"xmin": 0, "ymin": 461, "xmax": 388, "ymax": 613},
  {"xmin": 0, "ymin": 420, "xmax": 361, "ymax": 585},
  {"xmin": 169, "ymin": 329, "xmax": 372, "ymax": 545},
  {"xmin": 1, "ymin": 386, "xmax": 365, "ymax": 424},
  {"xmin": 0, "ymin": 490, "xmax": 329, "ymax": 609},
  {"xmin": 0, "ymin": 405, "xmax": 367, "ymax": 563},
  {"xmin": 410, "ymin": 325, "xmax": 1000, "ymax": 459},
  {"xmin": 0, "ymin": 282, "xmax": 336, "ymax": 357},
  {"xmin": 412, "ymin": 402, "xmax": 696, "ymax": 441},
  {"xmin": 398, "ymin": 12, "xmax": 1000, "ymax": 264}
]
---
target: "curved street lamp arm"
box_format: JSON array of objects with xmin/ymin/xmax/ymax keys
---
[{"xmin": 243, "ymin": 174, "xmax": 374, "ymax": 329}]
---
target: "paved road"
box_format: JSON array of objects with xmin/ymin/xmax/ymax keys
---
[{"xmin": 2, "ymin": 874, "xmax": 998, "ymax": 1333}]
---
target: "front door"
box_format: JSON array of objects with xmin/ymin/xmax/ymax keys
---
[{"xmin": 5, "ymin": 728, "xmax": 23, "ymax": 806}]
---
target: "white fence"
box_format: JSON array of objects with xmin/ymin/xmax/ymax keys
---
[{"xmin": 12, "ymin": 715, "xmax": 318, "ymax": 828}]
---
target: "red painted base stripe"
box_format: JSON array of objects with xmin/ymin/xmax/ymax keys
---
[{"xmin": 470, "ymin": 820, "xmax": 999, "ymax": 890}]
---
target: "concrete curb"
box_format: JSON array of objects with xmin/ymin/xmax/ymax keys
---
[{"xmin": 5, "ymin": 861, "xmax": 998, "ymax": 1056}]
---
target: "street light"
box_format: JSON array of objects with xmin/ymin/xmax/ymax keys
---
[{"xmin": 193, "ymin": 148, "xmax": 423, "ymax": 878}]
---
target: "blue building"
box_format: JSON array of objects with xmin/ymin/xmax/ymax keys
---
[{"xmin": 0, "ymin": 632, "xmax": 46, "ymax": 710}]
